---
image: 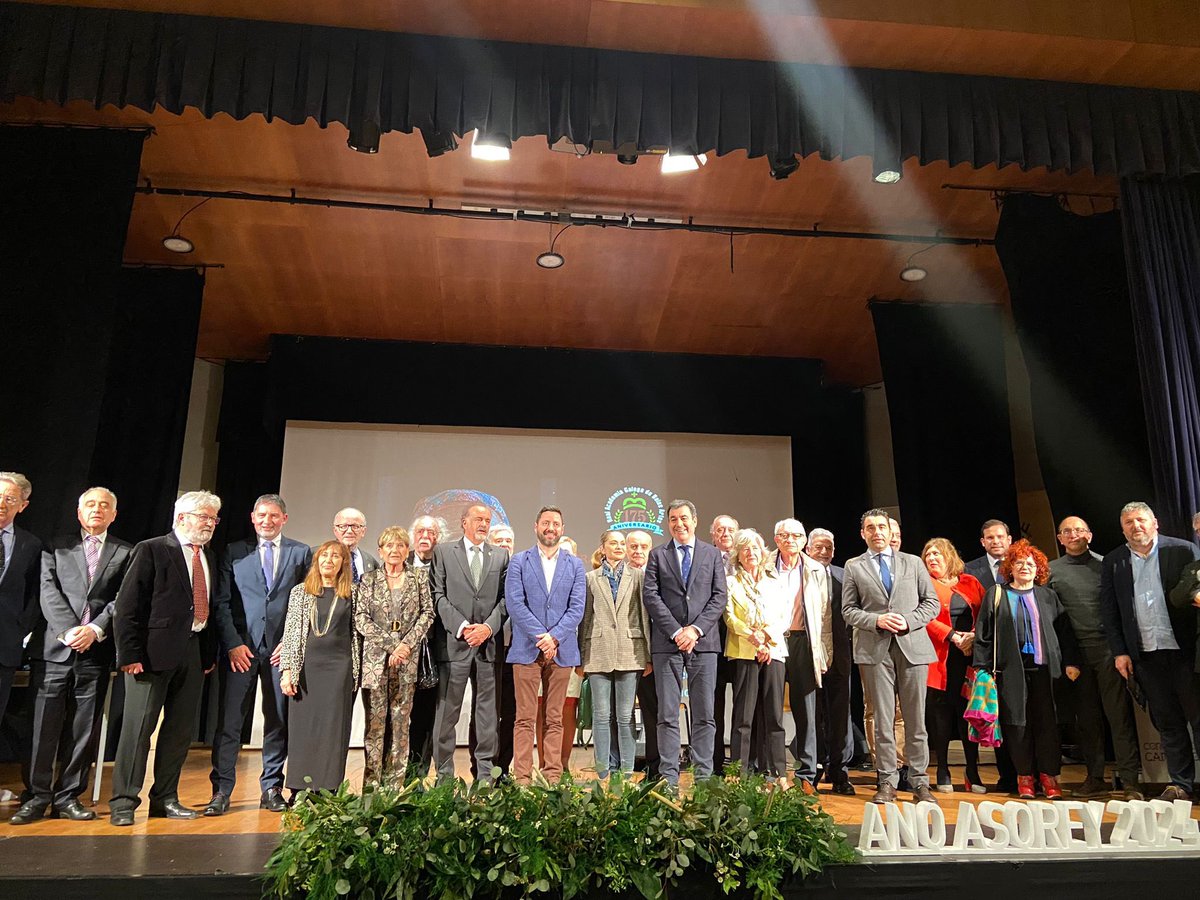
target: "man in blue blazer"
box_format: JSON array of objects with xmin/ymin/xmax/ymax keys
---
[
  {"xmin": 505, "ymin": 506, "xmax": 585, "ymax": 784},
  {"xmin": 205, "ymin": 494, "xmax": 312, "ymax": 815},
  {"xmin": 1100, "ymin": 501, "xmax": 1200, "ymax": 801},
  {"xmin": 643, "ymin": 499, "xmax": 728, "ymax": 787}
]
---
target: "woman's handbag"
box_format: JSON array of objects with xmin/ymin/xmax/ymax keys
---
[
  {"xmin": 964, "ymin": 586, "xmax": 1004, "ymax": 746},
  {"xmin": 416, "ymin": 638, "xmax": 438, "ymax": 689}
]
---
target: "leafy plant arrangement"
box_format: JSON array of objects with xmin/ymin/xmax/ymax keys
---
[{"xmin": 262, "ymin": 770, "xmax": 856, "ymax": 900}]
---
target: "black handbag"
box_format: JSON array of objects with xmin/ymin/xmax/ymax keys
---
[{"xmin": 416, "ymin": 638, "xmax": 438, "ymax": 690}]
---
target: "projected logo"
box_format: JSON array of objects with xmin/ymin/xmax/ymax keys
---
[{"xmin": 603, "ymin": 486, "xmax": 665, "ymax": 536}]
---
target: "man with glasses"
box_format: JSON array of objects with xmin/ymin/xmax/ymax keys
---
[
  {"xmin": 332, "ymin": 507, "xmax": 379, "ymax": 584},
  {"xmin": 108, "ymin": 491, "xmax": 223, "ymax": 825},
  {"xmin": 0, "ymin": 472, "xmax": 44, "ymax": 748},
  {"xmin": 1049, "ymin": 516, "xmax": 1142, "ymax": 799}
]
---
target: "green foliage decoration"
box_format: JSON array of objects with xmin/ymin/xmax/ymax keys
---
[{"xmin": 263, "ymin": 769, "xmax": 856, "ymax": 900}]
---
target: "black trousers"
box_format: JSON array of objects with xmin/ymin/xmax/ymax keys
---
[
  {"xmin": 925, "ymin": 685, "xmax": 979, "ymax": 779},
  {"xmin": 209, "ymin": 653, "xmax": 288, "ymax": 794},
  {"xmin": 816, "ymin": 663, "xmax": 854, "ymax": 784},
  {"xmin": 110, "ymin": 635, "xmax": 204, "ymax": 811},
  {"xmin": 27, "ymin": 658, "xmax": 110, "ymax": 807},
  {"xmin": 1070, "ymin": 641, "xmax": 1140, "ymax": 784},
  {"xmin": 637, "ymin": 668, "xmax": 659, "ymax": 776},
  {"xmin": 468, "ymin": 651, "xmax": 515, "ymax": 778},
  {"xmin": 1135, "ymin": 648, "xmax": 1200, "ymax": 790},
  {"xmin": 730, "ymin": 658, "xmax": 786, "ymax": 777},
  {"xmin": 712, "ymin": 653, "xmax": 733, "ymax": 772},
  {"xmin": 1001, "ymin": 666, "xmax": 1061, "ymax": 777},
  {"xmin": 408, "ymin": 685, "xmax": 437, "ymax": 777}
]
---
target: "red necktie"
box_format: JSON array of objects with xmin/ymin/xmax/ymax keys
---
[{"xmin": 191, "ymin": 544, "xmax": 209, "ymax": 623}]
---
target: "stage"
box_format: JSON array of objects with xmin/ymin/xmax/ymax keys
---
[{"xmin": 2, "ymin": 748, "xmax": 1198, "ymax": 897}]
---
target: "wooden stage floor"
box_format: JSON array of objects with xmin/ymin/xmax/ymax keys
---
[{"xmin": 3, "ymin": 747, "xmax": 1197, "ymax": 840}]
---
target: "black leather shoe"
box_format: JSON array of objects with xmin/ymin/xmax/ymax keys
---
[
  {"xmin": 260, "ymin": 788, "xmax": 287, "ymax": 812},
  {"xmin": 148, "ymin": 800, "xmax": 200, "ymax": 820},
  {"xmin": 831, "ymin": 780, "xmax": 856, "ymax": 796},
  {"xmin": 54, "ymin": 799, "xmax": 96, "ymax": 821},
  {"xmin": 110, "ymin": 809, "xmax": 135, "ymax": 826},
  {"xmin": 10, "ymin": 801, "xmax": 50, "ymax": 825},
  {"xmin": 203, "ymin": 793, "xmax": 231, "ymax": 816}
]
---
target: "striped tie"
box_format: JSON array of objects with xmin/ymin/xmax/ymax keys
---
[
  {"xmin": 191, "ymin": 543, "xmax": 209, "ymax": 623},
  {"xmin": 81, "ymin": 535, "xmax": 101, "ymax": 626}
]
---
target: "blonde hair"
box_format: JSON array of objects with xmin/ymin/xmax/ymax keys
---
[
  {"xmin": 730, "ymin": 528, "xmax": 767, "ymax": 578},
  {"xmin": 921, "ymin": 537, "xmax": 965, "ymax": 579},
  {"xmin": 304, "ymin": 540, "xmax": 353, "ymax": 599},
  {"xmin": 377, "ymin": 526, "xmax": 410, "ymax": 549}
]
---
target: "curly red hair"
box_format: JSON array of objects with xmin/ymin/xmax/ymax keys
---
[{"xmin": 998, "ymin": 539, "xmax": 1050, "ymax": 585}]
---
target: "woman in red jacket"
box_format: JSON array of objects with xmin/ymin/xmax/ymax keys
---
[{"xmin": 921, "ymin": 538, "xmax": 985, "ymax": 793}]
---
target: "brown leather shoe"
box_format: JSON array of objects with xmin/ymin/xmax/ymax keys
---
[
  {"xmin": 911, "ymin": 784, "xmax": 939, "ymax": 804},
  {"xmin": 1159, "ymin": 785, "xmax": 1191, "ymax": 802},
  {"xmin": 870, "ymin": 783, "xmax": 897, "ymax": 805}
]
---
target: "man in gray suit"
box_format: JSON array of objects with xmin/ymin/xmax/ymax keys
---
[
  {"xmin": 430, "ymin": 503, "xmax": 508, "ymax": 782},
  {"xmin": 12, "ymin": 487, "xmax": 132, "ymax": 824},
  {"xmin": 841, "ymin": 508, "xmax": 940, "ymax": 804}
]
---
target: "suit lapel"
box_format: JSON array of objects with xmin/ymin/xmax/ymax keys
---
[
  {"xmin": 71, "ymin": 540, "xmax": 90, "ymax": 596},
  {"xmin": 169, "ymin": 533, "xmax": 193, "ymax": 596},
  {"xmin": 860, "ymin": 551, "xmax": 885, "ymax": 594},
  {"xmin": 547, "ymin": 552, "xmax": 571, "ymax": 599},
  {"xmin": 85, "ymin": 539, "xmax": 120, "ymax": 600},
  {"xmin": 455, "ymin": 541, "xmax": 474, "ymax": 589},
  {"xmin": 667, "ymin": 542, "xmax": 685, "ymax": 588}
]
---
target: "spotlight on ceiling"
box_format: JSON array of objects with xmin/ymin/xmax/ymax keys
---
[
  {"xmin": 769, "ymin": 155, "xmax": 799, "ymax": 180},
  {"xmin": 536, "ymin": 251, "xmax": 565, "ymax": 269},
  {"xmin": 470, "ymin": 130, "xmax": 510, "ymax": 161},
  {"xmin": 873, "ymin": 169, "xmax": 902, "ymax": 184},
  {"xmin": 346, "ymin": 122, "xmax": 381, "ymax": 155},
  {"xmin": 161, "ymin": 234, "xmax": 195, "ymax": 254},
  {"xmin": 616, "ymin": 154, "xmax": 638, "ymax": 166},
  {"xmin": 420, "ymin": 128, "xmax": 458, "ymax": 158},
  {"xmin": 899, "ymin": 245, "xmax": 934, "ymax": 282},
  {"xmin": 661, "ymin": 152, "xmax": 707, "ymax": 174}
]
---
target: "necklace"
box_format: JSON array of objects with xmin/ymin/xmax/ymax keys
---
[{"xmin": 310, "ymin": 591, "xmax": 340, "ymax": 638}]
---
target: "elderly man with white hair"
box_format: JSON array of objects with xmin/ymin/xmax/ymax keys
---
[
  {"xmin": 108, "ymin": 490, "xmax": 223, "ymax": 826},
  {"xmin": 806, "ymin": 527, "xmax": 855, "ymax": 795},
  {"xmin": 770, "ymin": 517, "xmax": 832, "ymax": 792},
  {"xmin": 407, "ymin": 515, "xmax": 442, "ymax": 777},
  {"xmin": 332, "ymin": 507, "xmax": 379, "ymax": 583},
  {"xmin": 0, "ymin": 471, "xmax": 42, "ymax": 741}
]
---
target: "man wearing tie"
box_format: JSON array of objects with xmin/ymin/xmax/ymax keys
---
[
  {"xmin": 841, "ymin": 509, "xmax": 940, "ymax": 805},
  {"xmin": 205, "ymin": 494, "xmax": 312, "ymax": 816},
  {"xmin": 965, "ymin": 520, "xmax": 1013, "ymax": 589},
  {"xmin": 11, "ymin": 487, "xmax": 131, "ymax": 824},
  {"xmin": 332, "ymin": 507, "xmax": 379, "ymax": 584},
  {"xmin": 0, "ymin": 472, "xmax": 43, "ymax": 731},
  {"xmin": 407, "ymin": 515, "xmax": 442, "ymax": 777},
  {"xmin": 505, "ymin": 506, "xmax": 586, "ymax": 783},
  {"xmin": 643, "ymin": 500, "xmax": 727, "ymax": 788},
  {"xmin": 108, "ymin": 491, "xmax": 222, "ymax": 825},
  {"xmin": 430, "ymin": 504, "xmax": 508, "ymax": 782}
]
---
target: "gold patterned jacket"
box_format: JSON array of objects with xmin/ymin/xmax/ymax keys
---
[{"xmin": 353, "ymin": 567, "xmax": 435, "ymax": 690}]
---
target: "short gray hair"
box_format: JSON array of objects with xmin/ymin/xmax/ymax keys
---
[
  {"xmin": 174, "ymin": 490, "xmax": 222, "ymax": 519},
  {"xmin": 0, "ymin": 472, "xmax": 32, "ymax": 501},
  {"xmin": 254, "ymin": 493, "xmax": 287, "ymax": 514},
  {"xmin": 410, "ymin": 514, "xmax": 440, "ymax": 535},
  {"xmin": 808, "ymin": 527, "xmax": 835, "ymax": 545},
  {"xmin": 711, "ymin": 514, "xmax": 739, "ymax": 531},
  {"xmin": 625, "ymin": 529, "xmax": 653, "ymax": 545},
  {"xmin": 488, "ymin": 523, "xmax": 514, "ymax": 540},
  {"xmin": 79, "ymin": 486, "xmax": 117, "ymax": 507},
  {"xmin": 1120, "ymin": 501, "xmax": 1155, "ymax": 520},
  {"xmin": 730, "ymin": 528, "xmax": 767, "ymax": 576},
  {"xmin": 773, "ymin": 518, "xmax": 805, "ymax": 535},
  {"xmin": 668, "ymin": 499, "xmax": 697, "ymax": 520}
]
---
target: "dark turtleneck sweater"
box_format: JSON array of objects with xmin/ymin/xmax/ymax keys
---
[{"xmin": 1048, "ymin": 549, "xmax": 1105, "ymax": 645}]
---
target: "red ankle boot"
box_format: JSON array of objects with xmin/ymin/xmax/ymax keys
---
[
  {"xmin": 1039, "ymin": 774, "xmax": 1062, "ymax": 799},
  {"xmin": 1017, "ymin": 775, "xmax": 1036, "ymax": 799}
]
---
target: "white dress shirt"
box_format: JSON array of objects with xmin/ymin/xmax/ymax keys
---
[
  {"xmin": 538, "ymin": 544, "xmax": 560, "ymax": 592},
  {"xmin": 174, "ymin": 527, "xmax": 210, "ymax": 632}
]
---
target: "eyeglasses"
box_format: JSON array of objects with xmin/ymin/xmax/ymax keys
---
[
  {"xmin": 186, "ymin": 512, "xmax": 220, "ymax": 525},
  {"xmin": 1058, "ymin": 527, "xmax": 1090, "ymax": 535},
  {"xmin": 776, "ymin": 532, "xmax": 805, "ymax": 540},
  {"xmin": 333, "ymin": 523, "xmax": 365, "ymax": 532},
  {"xmin": 0, "ymin": 494, "xmax": 24, "ymax": 506}
]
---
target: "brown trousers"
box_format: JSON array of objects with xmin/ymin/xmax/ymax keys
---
[{"xmin": 512, "ymin": 662, "xmax": 572, "ymax": 783}]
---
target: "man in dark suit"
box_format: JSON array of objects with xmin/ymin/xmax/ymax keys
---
[
  {"xmin": 0, "ymin": 472, "xmax": 43, "ymax": 729},
  {"xmin": 505, "ymin": 506, "xmax": 586, "ymax": 784},
  {"xmin": 10, "ymin": 487, "xmax": 133, "ymax": 825},
  {"xmin": 624, "ymin": 530, "xmax": 659, "ymax": 778},
  {"xmin": 842, "ymin": 508, "xmax": 940, "ymax": 805},
  {"xmin": 108, "ymin": 490, "xmax": 222, "ymax": 825},
  {"xmin": 204, "ymin": 494, "xmax": 311, "ymax": 816},
  {"xmin": 333, "ymin": 507, "xmax": 379, "ymax": 584},
  {"xmin": 964, "ymin": 519, "xmax": 1013, "ymax": 589},
  {"xmin": 430, "ymin": 503, "xmax": 508, "ymax": 782},
  {"xmin": 1099, "ymin": 501, "xmax": 1200, "ymax": 802},
  {"xmin": 643, "ymin": 499, "xmax": 727, "ymax": 788},
  {"xmin": 807, "ymin": 527, "xmax": 855, "ymax": 796},
  {"xmin": 708, "ymin": 514, "xmax": 738, "ymax": 773}
]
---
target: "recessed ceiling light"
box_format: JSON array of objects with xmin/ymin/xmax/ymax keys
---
[
  {"xmin": 536, "ymin": 251, "xmax": 565, "ymax": 269},
  {"xmin": 899, "ymin": 265, "xmax": 927, "ymax": 282},
  {"xmin": 874, "ymin": 169, "xmax": 902, "ymax": 184}
]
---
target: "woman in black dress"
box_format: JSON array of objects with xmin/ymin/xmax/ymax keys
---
[{"xmin": 280, "ymin": 540, "xmax": 360, "ymax": 794}]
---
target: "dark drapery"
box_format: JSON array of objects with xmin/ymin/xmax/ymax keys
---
[
  {"xmin": 0, "ymin": 123, "xmax": 146, "ymax": 541},
  {"xmin": 1119, "ymin": 177, "xmax": 1200, "ymax": 538},
  {"xmin": 88, "ymin": 267, "xmax": 206, "ymax": 542},
  {"xmin": 213, "ymin": 336, "xmax": 866, "ymax": 553},
  {"xmin": 3, "ymin": 3, "xmax": 1200, "ymax": 174},
  {"xmin": 995, "ymin": 194, "xmax": 1155, "ymax": 551},
  {"xmin": 870, "ymin": 301, "xmax": 1019, "ymax": 555}
]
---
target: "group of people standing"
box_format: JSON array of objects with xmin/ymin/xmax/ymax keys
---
[{"xmin": 3, "ymin": 465, "xmax": 1200, "ymax": 827}]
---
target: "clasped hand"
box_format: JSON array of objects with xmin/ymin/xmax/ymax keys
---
[
  {"xmin": 674, "ymin": 626, "xmax": 699, "ymax": 652},
  {"xmin": 876, "ymin": 612, "xmax": 908, "ymax": 633}
]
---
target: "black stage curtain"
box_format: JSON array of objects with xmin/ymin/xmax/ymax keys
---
[
  {"xmin": 213, "ymin": 336, "xmax": 866, "ymax": 554},
  {"xmin": 1119, "ymin": 177, "xmax": 1200, "ymax": 538},
  {"xmin": 870, "ymin": 301, "xmax": 1018, "ymax": 555},
  {"xmin": 0, "ymin": 123, "xmax": 146, "ymax": 541},
  {"xmin": 3, "ymin": 3, "xmax": 1200, "ymax": 174},
  {"xmin": 87, "ymin": 268, "xmax": 205, "ymax": 542},
  {"xmin": 995, "ymin": 194, "xmax": 1154, "ymax": 552}
]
